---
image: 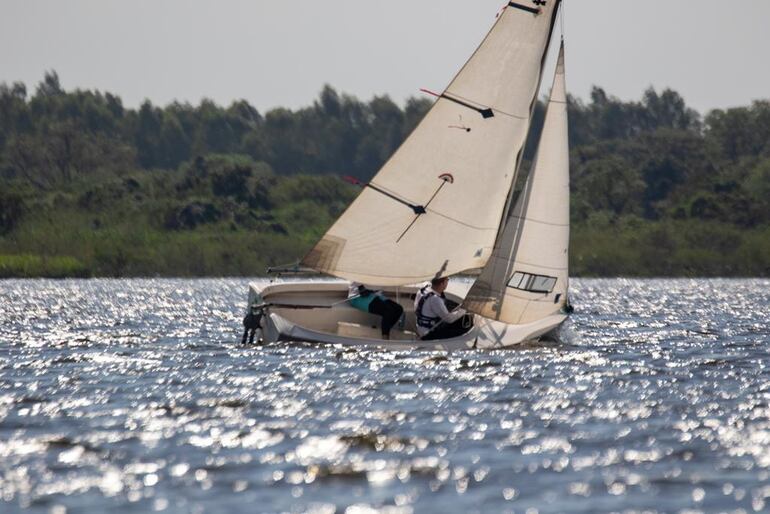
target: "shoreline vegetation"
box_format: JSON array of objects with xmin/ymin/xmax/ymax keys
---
[{"xmin": 1, "ymin": 72, "xmax": 769, "ymax": 278}]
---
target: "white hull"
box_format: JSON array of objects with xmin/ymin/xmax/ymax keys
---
[{"xmin": 246, "ymin": 281, "xmax": 567, "ymax": 351}]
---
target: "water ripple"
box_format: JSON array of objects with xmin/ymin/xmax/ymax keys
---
[{"xmin": 0, "ymin": 278, "xmax": 769, "ymax": 513}]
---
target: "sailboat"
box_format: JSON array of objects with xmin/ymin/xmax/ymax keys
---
[{"xmin": 243, "ymin": 0, "xmax": 571, "ymax": 350}]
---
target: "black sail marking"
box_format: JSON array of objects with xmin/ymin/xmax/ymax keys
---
[
  {"xmin": 364, "ymin": 183, "xmax": 426, "ymax": 215},
  {"xmin": 344, "ymin": 177, "xmax": 426, "ymax": 215},
  {"xmin": 508, "ymin": 2, "xmax": 542, "ymax": 15},
  {"xmin": 441, "ymin": 93, "xmax": 495, "ymax": 119}
]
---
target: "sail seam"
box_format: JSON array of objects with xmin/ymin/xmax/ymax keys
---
[
  {"xmin": 427, "ymin": 210, "xmax": 499, "ymax": 231},
  {"xmin": 506, "ymin": 214, "xmax": 569, "ymax": 227},
  {"xmin": 494, "ymin": 110, "xmax": 531, "ymax": 121}
]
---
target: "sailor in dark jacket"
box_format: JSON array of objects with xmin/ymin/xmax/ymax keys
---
[{"xmin": 348, "ymin": 282, "xmax": 403, "ymax": 339}]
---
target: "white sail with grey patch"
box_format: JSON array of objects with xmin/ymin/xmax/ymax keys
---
[
  {"xmin": 302, "ymin": 1, "xmax": 563, "ymax": 285},
  {"xmin": 463, "ymin": 42, "xmax": 570, "ymax": 325}
]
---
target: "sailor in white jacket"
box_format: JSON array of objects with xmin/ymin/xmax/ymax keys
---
[{"xmin": 414, "ymin": 277, "xmax": 472, "ymax": 340}]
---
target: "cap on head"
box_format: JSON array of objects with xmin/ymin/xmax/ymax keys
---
[{"xmin": 431, "ymin": 277, "xmax": 448, "ymax": 288}]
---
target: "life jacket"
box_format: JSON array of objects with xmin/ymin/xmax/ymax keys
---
[{"xmin": 415, "ymin": 286, "xmax": 442, "ymax": 330}]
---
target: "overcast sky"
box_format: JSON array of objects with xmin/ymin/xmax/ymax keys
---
[{"xmin": 1, "ymin": 0, "xmax": 768, "ymax": 115}]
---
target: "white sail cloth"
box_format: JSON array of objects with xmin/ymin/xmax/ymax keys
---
[
  {"xmin": 464, "ymin": 43, "xmax": 570, "ymax": 325},
  {"xmin": 302, "ymin": 2, "xmax": 562, "ymax": 285}
]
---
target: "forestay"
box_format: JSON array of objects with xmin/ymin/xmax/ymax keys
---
[
  {"xmin": 302, "ymin": 1, "xmax": 562, "ymax": 285},
  {"xmin": 463, "ymin": 42, "xmax": 570, "ymax": 325}
]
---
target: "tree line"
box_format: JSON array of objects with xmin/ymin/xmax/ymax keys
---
[{"xmin": 0, "ymin": 72, "xmax": 768, "ymax": 277}]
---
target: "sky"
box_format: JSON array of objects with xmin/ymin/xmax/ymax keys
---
[{"xmin": 1, "ymin": 0, "xmax": 769, "ymax": 115}]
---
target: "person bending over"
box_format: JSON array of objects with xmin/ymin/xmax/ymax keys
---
[
  {"xmin": 414, "ymin": 277, "xmax": 473, "ymax": 341},
  {"xmin": 348, "ymin": 282, "xmax": 404, "ymax": 339}
]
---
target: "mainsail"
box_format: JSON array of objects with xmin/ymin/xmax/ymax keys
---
[
  {"xmin": 464, "ymin": 42, "xmax": 570, "ymax": 324},
  {"xmin": 302, "ymin": 1, "xmax": 562, "ymax": 285}
]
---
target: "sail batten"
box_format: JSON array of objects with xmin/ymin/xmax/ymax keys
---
[
  {"xmin": 463, "ymin": 42, "xmax": 570, "ymax": 325},
  {"xmin": 301, "ymin": 1, "xmax": 563, "ymax": 286}
]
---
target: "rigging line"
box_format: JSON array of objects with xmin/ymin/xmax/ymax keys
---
[
  {"xmin": 395, "ymin": 216, "xmax": 421, "ymax": 244},
  {"xmin": 506, "ymin": 214, "xmax": 569, "ymax": 227},
  {"xmin": 424, "ymin": 180, "xmax": 449, "ymax": 210},
  {"xmin": 394, "ymin": 180, "xmax": 449, "ymax": 243}
]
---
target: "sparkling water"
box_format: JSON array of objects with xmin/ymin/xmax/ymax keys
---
[{"xmin": 1, "ymin": 278, "xmax": 768, "ymax": 513}]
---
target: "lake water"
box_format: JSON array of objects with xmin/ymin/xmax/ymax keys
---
[{"xmin": 1, "ymin": 278, "xmax": 769, "ymax": 514}]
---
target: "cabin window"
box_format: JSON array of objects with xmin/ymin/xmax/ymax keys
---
[{"xmin": 507, "ymin": 272, "xmax": 557, "ymax": 293}]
